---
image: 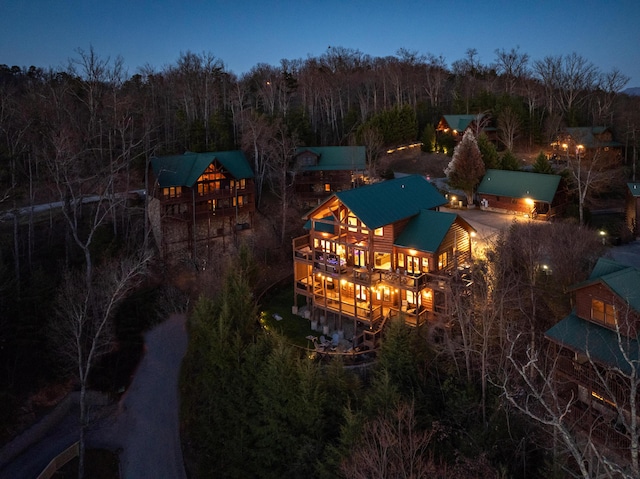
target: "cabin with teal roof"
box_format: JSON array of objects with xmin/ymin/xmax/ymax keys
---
[
  {"xmin": 545, "ymin": 258, "xmax": 640, "ymax": 463},
  {"xmin": 149, "ymin": 151, "xmax": 255, "ymax": 261},
  {"xmin": 292, "ymin": 175, "xmax": 476, "ymax": 353}
]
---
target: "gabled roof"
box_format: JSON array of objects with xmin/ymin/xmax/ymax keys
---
[
  {"xmin": 546, "ymin": 312, "xmax": 640, "ymax": 376},
  {"xmin": 295, "ymin": 146, "xmax": 366, "ymax": 171},
  {"xmin": 568, "ymin": 257, "xmax": 640, "ymax": 313},
  {"xmin": 628, "ymin": 183, "xmax": 640, "ymax": 198},
  {"xmin": 477, "ymin": 169, "xmax": 561, "ymax": 203},
  {"xmin": 151, "ymin": 151, "xmax": 254, "ymax": 188},
  {"xmin": 394, "ymin": 210, "xmax": 475, "ymax": 253},
  {"xmin": 441, "ymin": 114, "xmax": 486, "ymax": 132},
  {"xmin": 328, "ymin": 175, "xmax": 446, "ymax": 229},
  {"xmin": 565, "ymin": 127, "xmax": 622, "ymax": 148}
]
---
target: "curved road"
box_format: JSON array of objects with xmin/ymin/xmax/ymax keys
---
[
  {"xmin": 94, "ymin": 313, "xmax": 188, "ymax": 478},
  {"xmin": 0, "ymin": 313, "xmax": 188, "ymax": 479}
]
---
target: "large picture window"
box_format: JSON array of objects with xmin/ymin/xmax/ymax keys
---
[{"xmin": 591, "ymin": 299, "xmax": 617, "ymax": 327}]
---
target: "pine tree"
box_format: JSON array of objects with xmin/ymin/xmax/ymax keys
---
[
  {"xmin": 532, "ymin": 151, "xmax": 553, "ymax": 174},
  {"xmin": 499, "ymin": 150, "xmax": 521, "ymax": 170},
  {"xmin": 444, "ymin": 130, "xmax": 485, "ymax": 205},
  {"xmin": 477, "ymin": 132, "xmax": 498, "ymax": 169}
]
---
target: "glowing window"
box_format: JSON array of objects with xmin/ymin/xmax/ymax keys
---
[{"xmin": 591, "ymin": 299, "xmax": 617, "ymax": 327}]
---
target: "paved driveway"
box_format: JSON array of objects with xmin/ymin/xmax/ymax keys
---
[
  {"xmin": 94, "ymin": 313, "xmax": 188, "ymax": 479},
  {"xmin": 0, "ymin": 314, "xmax": 188, "ymax": 479}
]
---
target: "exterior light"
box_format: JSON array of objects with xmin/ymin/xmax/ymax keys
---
[
  {"xmin": 562, "ymin": 143, "xmax": 568, "ymax": 150},
  {"xmin": 525, "ymin": 198, "xmax": 534, "ymax": 206},
  {"xmin": 577, "ymin": 144, "xmax": 584, "ymax": 150},
  {"xmin": 409, "ymin": 249, "xmax": 417, "ymax": 256},
  {"xmin": 470, "ymin": 231, "xmax": 477, "ymax": 237}
]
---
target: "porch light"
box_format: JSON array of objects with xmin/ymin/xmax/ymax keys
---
[
  {"xmin": 470, "ymin": 231, "xmax": 477, "ymax": 237},
  {"xmin": 409, "ymin": 249, "xmax": 417, "ymax": 256},
  {"xmin": 340, "ymin": 279, "xmax": 347, "ymax": 285},
  {"xmin": 524, "ymin": 198, "xmax": 534, "ymax": 206},
  {"xmin": 599, "ymin": 230, "xmax": 607, "ymax": 244},
  {"xmin": 562, "ymin": 143, "xmax": 568, "ymax": 150},
  {"xmin": 577, "ymin": 144, "xmax": 584, "ymax": 150}
]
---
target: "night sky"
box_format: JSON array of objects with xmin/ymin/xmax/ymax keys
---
[{"xmin": 1, "ymin": 0, "xmax": 639, "ymax": 87}]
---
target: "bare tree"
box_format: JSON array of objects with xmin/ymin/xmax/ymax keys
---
[
  {"xmin": 51, "ymin": 252, "xmax": 152, "ymax": 479},
  {"xmin": 592, "ymin": 68, "xmax": 629, "ymax": 124},
  {"xmin": 340, "ymin": 401, "xmax": 437, "ymax": 479},
  {"xmin": 265, "ymin": 118, "xmax": 299, "ymax": 245},
  {"xmin": 501, "ymin": 314, "xmax": 640, "ymax": 479},
  {"xmin": 566, "ymin": 141, "xmax": 623, "ymax": 225},
  {"xmin": 360, "ymin": 125, "xmax": 384, "ymax": 180},
  {"xmin": 497, "ymin": 106, "xmax": 521, "ymax": 152},
  {"xmin": 494, "ymin": 46, "xmax": 530, "ymax": 95}
]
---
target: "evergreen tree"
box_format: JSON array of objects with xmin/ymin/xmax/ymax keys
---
[
  {"xmin": 477, "ymin": 132, "xmax": 498, "ymax": 169},
  {"xmin": 444, "ymin": 130, "xmax": 485, "ymax": 204},
  {"xmin": 532, "ymin": 151, "xmax": 553, "ymax": 174},
  {"xmin": 499, "ymin": 150, "xmax": 521, "ymax": 170},
  {"xmin": 421, "ymin": 123, "xmax": 436, "ymax": 152}
]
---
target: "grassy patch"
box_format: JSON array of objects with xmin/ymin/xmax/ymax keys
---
[{"xmin": 259, "ymin": 285, "xmax": 315, "ymax": 348}]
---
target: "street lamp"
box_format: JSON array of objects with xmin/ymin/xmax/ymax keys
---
[{"xmin": 599, "ymin": 230, "xmax": 606, "ymax": 245}]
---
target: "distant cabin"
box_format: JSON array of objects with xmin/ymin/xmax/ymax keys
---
[
  {"xmin": 293, "ymin": 146, "xmax": 367, "ymax": 208},
  {"xmin": 477, "ymin": 169, "xmax": 566, "ymax": 220},
  {"xmin": 553, "ymin": 126, "xmax": 623, "ymax": 164},
  {"xmin": 436, "ymin": 114, "xmax": 496, "ymax": 142}
]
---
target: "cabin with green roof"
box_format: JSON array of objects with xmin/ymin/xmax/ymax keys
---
[
  {"xmin": 292, "ymin": 175, "xmax": 475, "ymax": 352},
  {"xmin": 626, "ymin": 182, "xmax": 640, "ymax": 237},
  {"xmin": 545, "ymin": 258, "xmax": 640, "ymax": 462},
  {"xmin": 436, "ymin": 114, "xmax": 495, "ymax": 143},
  {"xmin": 149, "ymin": 151, "xmax": 255, "ymax": 260},
  {"xmin": 293, "ymin": 146, "xmax": 367, "ymax": 207},
  {"xmin": 553, "ymin": 126, "xmax": 623, "ymax": 164},
  {"xmin": 477, "ymin": 169, "xmax": 566, "ymax": 220}
]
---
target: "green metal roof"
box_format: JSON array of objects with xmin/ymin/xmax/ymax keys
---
[
  {"xmin": 569, "ymin": 257, "xmax": 640, "ymax": 313},
  {"xmin": 442, "ymin": 114, "xmax": 485, "ymax": 132},
  {"xmin": 295, "ymin": 146, "xmax": 366, "ymax": 171},
  {"xmin": 546, "ymin": 312, "xmax": 640, "ymax": 376},
  {"xmin": 333, "ymin": 175, "xmax": 447, "ymax": 229},
  {"xmin": 394, "ymin": 210, "xmax": 474, "ymax": 253},
  {"xmin": 628, "ymin": 183, "xmax": 640, "ymax": 197},
  {"xmin": 477, "ymin": 169, "xmax": 561, "ymax": 203},
  {"xmin": 151, "ymin": 151, "xmax": 254, "ymax": 188}
]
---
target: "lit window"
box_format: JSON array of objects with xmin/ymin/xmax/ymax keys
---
[
  {"xmin": 324, "ymin": 183, "xmax": 331, "ymax": 192},
  {"xmin": 163, "ymin": 186, "xmax": 182, "ymax": 199},
  {"xmin": 591, "ymin": 299, "xmax": 617, "ymax": 327},
  {"xmin": 438, "ymin": 252, "xmax": 448, "ymax": 270},
  {"xmin": 398, "ymin": 253, "xmax": 404, "ymax": 268},
  {"xmin": 374, "ymin": 227, "xmax": 383, "ymax": 236},
  {"xmin": 348, "ymin": 215, "xmax": 358, "ymax": 232}
]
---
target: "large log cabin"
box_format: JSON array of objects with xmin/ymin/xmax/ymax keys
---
[
  {"xmin": 149, "ymin": 151, "xmax": 255, "ymax": 262},
  {"xmin": 292, "ymin": 175, "xmax": 476, "ymax": 351},
  {"xmin": 546, "ymin": 258, "xmax": 640, "ymax": 465}
]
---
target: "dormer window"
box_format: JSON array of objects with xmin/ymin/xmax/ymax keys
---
[{"xmin": 591, "ymin": 299, "xmax": 617, "ymax": 327}]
